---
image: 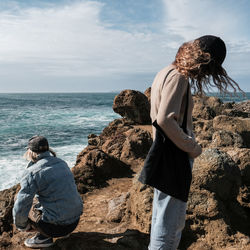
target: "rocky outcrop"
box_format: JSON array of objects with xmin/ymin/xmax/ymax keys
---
[
  {"xmin": 144, "ymin": 87, "xmax": 151, "ymax": 105},
  {"xmin": 125, "ymin": 176, "xmax": 153, "ymax": 233},
  {"xmin": 120, "ymin": 95, "xmax": 250, "ymax": 249},
  {"xmin": 0, "ymin": 185, "xmax": 20, "ymax": 235},
  {"xmin": 0, "ymin": 184, "xmax": 20, "ymax": 249},
  {"xmin": 211, "ymin": 130, "xmax": 244, "ymax": 148},
  {"xmin": 223, "ymin": 100, "xmax": 250, "ymax": 118},
  {"xmin": 72, "ymin": 146, "xmax": 133, "ymax": 194},
  {"xmin": 0, "ymin": 90, "xmax": 249, "ymax": 250},
  {"xmin": 113, "ymin": 90, "xmax": 151, "ymax": 124}
]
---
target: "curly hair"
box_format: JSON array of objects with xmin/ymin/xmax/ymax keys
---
[{"xmin": 173, "ymin": 39, "xmax": 243, "ymax": 95}]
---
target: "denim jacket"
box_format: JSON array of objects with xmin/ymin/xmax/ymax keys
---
[{"xmin": 13, "ymin": 152, "xmax": 83, "ymax": 229}]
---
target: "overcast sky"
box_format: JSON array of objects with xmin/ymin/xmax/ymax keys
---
[{"xmin": 0, "ymin": 0, "xmax": 249, "ymax": 92}]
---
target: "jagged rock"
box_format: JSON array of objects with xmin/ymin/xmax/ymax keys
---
[
  {"xmin": 125, "ymin": 176, "xmax": 153, "ymax": 233},
  {"xmin": 1, "ymin": 90, "xmax": 250, "ymax": 250},
  {"xmin": 144, "ymin": 87, "xmax": 151, "ymax": 104},
  {"xmin": 120, "ymin": 128, "xmax": 152, "ymax": 165},
  {"xmin": 213, "ymin": 115, "xmax": 250, "ymax": 147},
  {"xmin": 223, "ymin": 100, "xmax": 250, "ymax": 118},
  {"xmin": 101, "ymin": 134, "xmax": 127, "ymax": 160},
  {"xmin": 72, "ymin": 146, "xmax": 133, "ymax": 194},
  {"xmin": 0, "ymin": 184, "xmax": 20, "ymax": 235},
  {"xmin": 179, "ymin": 149, "xmax": 249, "ymax": 249},
  {"xmin": 205, "ymin": 96, "xmax": 224, "ymax": 115},
  {"xmin": 113, "ymin": 90, "xmax": 151, "ymax": 124},
  {"xmin": 192, "ymin": 148, "xmax": 241, "ymax": 200},
  {"xmin": 211, "ymin": 130, "xmax": 244, "ymax": 148},
  {"xmin": 101, "ymin": 118, "xmax": 134, "ymax": 139},
  {"xmin": 193, "ymin": 120, "xmax": 214, "ymax": 147},
  {"xmin": 0, "ymin": 232, "xmax": 12, "ymax": 248},
  {"xmin": 192, "ymin": 96, "xmax": 223, "ymax": 120},
  {"xmin": 101, "ymin": 126, "xmax": 152, "ymax": 169},
  {"xmin": 227, "ymin": 148, "xmax": 250, "ymax": 185},
  {"xmin": 88, "ymin": 134, "xmax": 100, "ymax": 146},
  {"xmin": 193, "ymin": 102, "xmax": 216, "ymax": 120}
]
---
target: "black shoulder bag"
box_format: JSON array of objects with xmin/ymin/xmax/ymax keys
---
[{"xmin": 138, "ymin": 84, "xmax": 192, "ymax": 202}]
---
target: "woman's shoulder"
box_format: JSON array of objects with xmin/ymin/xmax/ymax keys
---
[
  {"xmin": 157, "ymin": 64, "xmax": 186, "ymax": 81},
  {"xmin": 154, "ymin": 64, "xmax": 187, "ymax": 88}
]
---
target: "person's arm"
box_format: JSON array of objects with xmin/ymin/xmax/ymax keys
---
[
  {"xmin": 156, "ymin": 72, "xmax": 202, "ymax": 158},
  {"xmin": 13, "ymin": 173, "xmax": 37, "ymax": 229}
]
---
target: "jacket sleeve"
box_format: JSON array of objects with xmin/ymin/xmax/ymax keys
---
[
  {"xmin": 12, "ymin": 173, "xmax": 37, "ymax": 229},
  {"xmin": 156, "ymin": 72, "xmax": 201, "ymax": 156}
]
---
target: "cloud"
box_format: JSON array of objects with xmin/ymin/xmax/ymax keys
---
[
  {"xmin": 162, "ymin": 0, "xmax": 250, "ymax": 42},
  {"xmin": 0, "ymin": 1, "xmax": 176, "ymax": 78},
  {"xmin": 0, "ymin": 0, "xmax": 249, "ymax": 91},
  {"xmin": 162, "ymin": 0, "xmax": 250, "ymax": 82}
]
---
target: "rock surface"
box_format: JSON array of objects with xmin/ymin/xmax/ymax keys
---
[
  {"xmin": 113, "ymin": 89, "xmax": 151, "ymax": 124},
  {"xmin": 0, "ymin": 90, "xmax": 249, "ymax": 249}
]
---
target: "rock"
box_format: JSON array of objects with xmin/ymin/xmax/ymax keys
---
[
  {"xmin": 226, "ymin": 148, "xmax": 250, "ymax": 185},
  {"xmin": 0, "ymin": 232, "xmax": 11, "ymax": 248},
  {"xmin": 101, "ymin": 126, "xmax": 152, "ymax": 169},
  {"xmin": 106, "ymin": 193, "xmax": 129, "ymax": 223},
  {"xmin": 193, "ymin": 120, "xmax": 214, "ymax": 147},
  {"xmin": 188, "ymin": 189, "xmax": 219, "ymax": 218},
  {"xmin": 179, "ymin": 148, "xmax": 250, "ymax": 249},
  {"xmin": 192, "ymin": 95, "xmax": 223, "ymax": 120},
  {"xmin": 144, "ymin": 87, "xmax": 151, "ymax": 104},
  {"xmin": 99, "ymin": 119, "xmax": 133, "ymax": 159},
  {"xmin": 125, "ymin": 175, "xmax": 154, "ymax": 233},
  {"xmin": 101, "ymin": 119, "xmax": 133, "ymax": 139},
  {"xmin": 211, "ymin": 130, "xmax": 244, "ymax": 148},
  {"xmin": 193, "ymin": 101, "xmax": 216, "ymax": 120},
  {"xmin": 113, "ymin": 90, "xmax": 151, "ymax": 124},
  {"xmin": 223, "ymin": 100, "xmax": 250, "ymax": 118},
  {"xmin": 120, "ymin": 128, "xmax": 152, "ymax": 165},
  {"xmin": 101, "ymin": 134, "xmax": 127, "ymax": 160},
  {"xmin": 213, "ymin": 115, "xmax": 250, "ymax": 147},
  {"xmin": 88, "ymin": 134, "xmax": 100, "ymax": 146},
  {"xmin": 192, "ymin": 148, "xmax": 241, "ymax": 201},
  {"xmin": 0, "ymin": 184, "xmax": 20, "ymax": 235},
  {"xmin": 205, "ymin": 96, "xmax": 224, "ymax": 115},
  {"xmin": 223, "ymin": 101, "xmax": 234, "ymax": 109},
  {"xmin": 72, "ymin": 146, "xmax": 133, "ymax": 194}
]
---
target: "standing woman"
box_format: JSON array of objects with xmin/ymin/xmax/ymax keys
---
[{"xmin": 148, "ymin": 35, "xmax": 242, "ymax": 250}]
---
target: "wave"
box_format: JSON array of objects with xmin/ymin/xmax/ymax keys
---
[{"xmin": 0, "ymin": 143, "xmax": 87, "ymax": 191}]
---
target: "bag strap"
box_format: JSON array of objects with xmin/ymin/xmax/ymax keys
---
[
  {"xmin": 181, "ymin": 83, "xmax": 190, "ymax": 132},
  {"xmin": 153, "ymin": 82, "xmax": 190, "ymax": 136}
]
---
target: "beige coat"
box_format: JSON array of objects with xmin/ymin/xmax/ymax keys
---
[{"xmin": 150, "ymin": 64, "xmax": 202, "ymax": 158}]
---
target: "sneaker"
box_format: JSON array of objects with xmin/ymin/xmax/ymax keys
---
[{"xmin": 24, "ymin": 233, "xmax": 54, "ymax": 248}]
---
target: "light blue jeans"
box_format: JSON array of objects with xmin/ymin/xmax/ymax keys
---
[{"xmin": 148, "ymin": 160, "xmax": 193, "ymax": 250}]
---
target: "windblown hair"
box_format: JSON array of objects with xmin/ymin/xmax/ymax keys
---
[
  {"xmin": 173, "ymin": 39, "xmax": 243, "ymax": 95},
  {"xmin": 23, "ymin": 148, "xmax": 56, "ymax": 162}
]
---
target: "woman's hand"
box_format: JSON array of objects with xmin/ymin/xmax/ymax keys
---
[{"xmin": 188, "ymin": 143, "xmax": 202, "ymax": 159}]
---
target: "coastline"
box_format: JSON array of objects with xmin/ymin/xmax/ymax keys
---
[{"xmin": 0, "ymin": 89, "xmax": 249, "ymax": 249}]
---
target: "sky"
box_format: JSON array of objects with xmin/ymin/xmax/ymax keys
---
[{"xmin": 0, "ymin": 0, "xmax": 249, "ymax": 93}]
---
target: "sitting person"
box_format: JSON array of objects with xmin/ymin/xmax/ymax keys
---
[{"xmin": 13, "ymin": 135, "xmax": 83, "ymax": 248}]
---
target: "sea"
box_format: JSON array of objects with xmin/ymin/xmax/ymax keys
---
[
  {"xmin": 0, "ymin": 93, "xmax": 120, "ymax": 191},
  {"xmin": 0, "ymin": 92, "xmax": 249, "ymax": 191}
]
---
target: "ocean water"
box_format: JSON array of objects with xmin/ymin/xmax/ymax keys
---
[
  {"xmin": 0, "ymin": 93, "xmax": 120, "ymax": 191},
  {"xmin": 0, "ymin": 92, "xmax": 249, "ymax": 191}
]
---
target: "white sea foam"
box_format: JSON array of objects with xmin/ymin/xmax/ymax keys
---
[
  {"xmin": 0, "ymin": 143, "xmax": 87, "ymax": 191},
  {"xmin": 53, "ymin": 143, "xmax": 87, "ymax": 168},
  {"xmin": 0, "ymin": 93, "xmax": 119, "ymax": 191},
  {"xmin": 0, "ymin": 156, "xmax": 26, "ymax": 190}
]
